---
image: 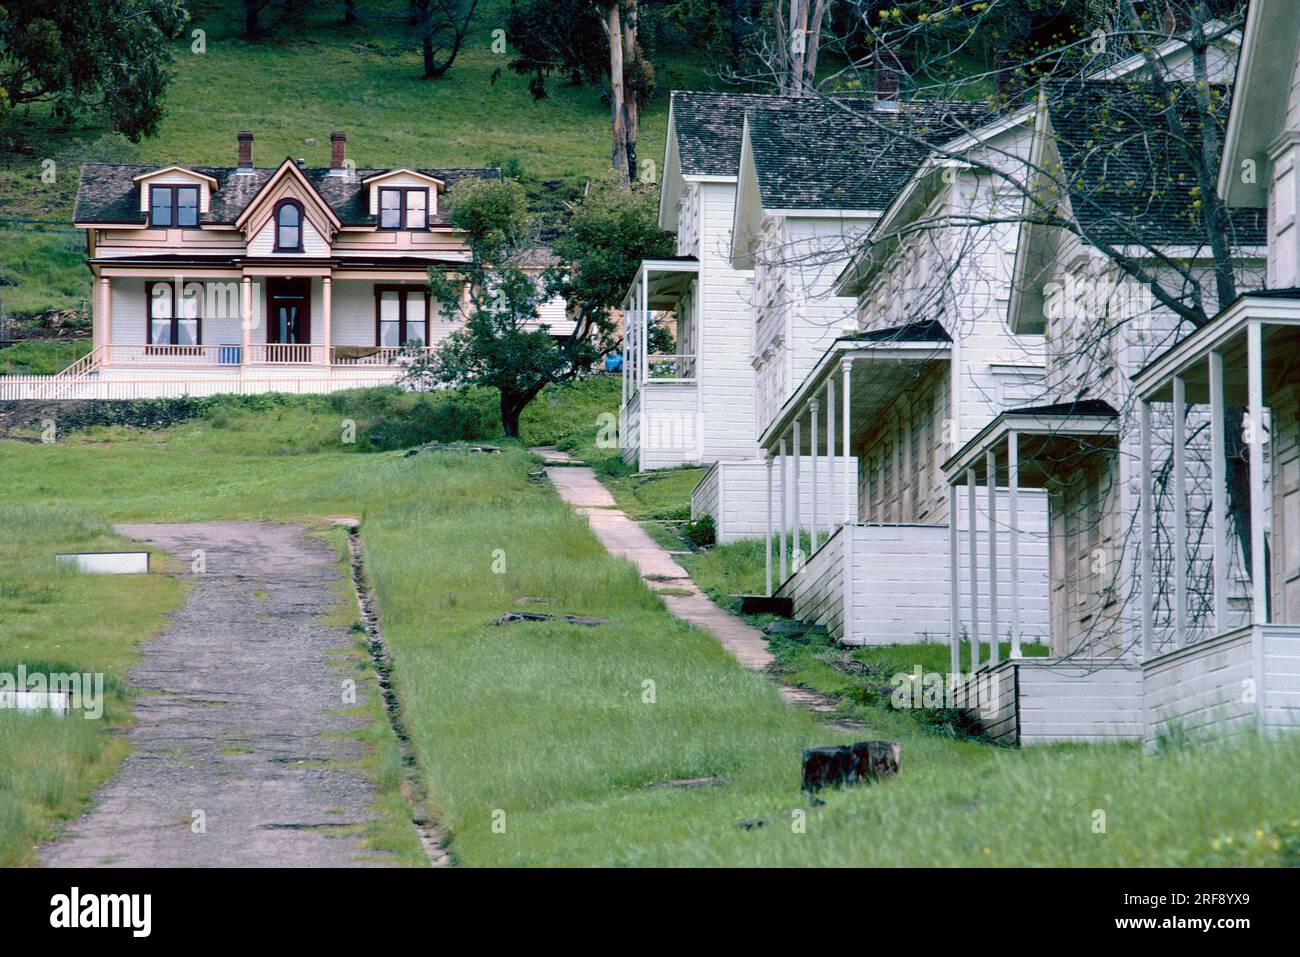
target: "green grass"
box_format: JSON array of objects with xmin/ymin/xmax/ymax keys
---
[
  {"xmin": 0, "ymin": 0, "xmax": 711, "ymax": 317},
  {"xmin": 0, "ymin": 504, "xmax": 183, "ymax": 865},
  {"xmin": 1, "ymin": 393, "xmax": 1297, "ymax": 865},
  {"xmin": 0, "ymin": 340, "xmax": 91, "ymax": 376}
]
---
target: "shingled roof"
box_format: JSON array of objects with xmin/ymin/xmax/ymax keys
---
[
  {"xmin": 745, "ymin": 100, "xmax": 988, "ymax": 211},
  {"xmin": 670, "ymin": 92, "xmax": 807, "ymax": 177},
  {"xmin": 73, "ymin": 162, "xmax": 500, "ymax": 227},
  {"xmin": 1045, "ymin": 78, "xmax": 1266, "ymax": 247}
]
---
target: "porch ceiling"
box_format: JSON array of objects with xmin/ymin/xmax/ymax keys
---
[
  {"xmin": 760, "ymin": 336, "xmax": 950, "ymax": 454},
  {"xmin": 620, "ymin": 258, "xmax": 698, "ymax": 309},
  {"xmin": 1135, "ymin": 291, "xmax": 1300, "ymax": 403},
  {"xmin": 943, "ymin": 402, "xmax": 1119, "ymax": 487}
]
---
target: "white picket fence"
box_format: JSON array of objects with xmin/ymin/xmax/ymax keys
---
[{"xmin": 0, "ymin": 374, "xmax": 405, "ymax": 401}]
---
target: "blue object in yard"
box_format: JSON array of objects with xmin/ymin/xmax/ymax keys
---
[
  {"xmin": 218, "ymin": 344, "xmax": 242, "ymax": 365},
  {"xmin": 605, "ymin": 353, "xmax": 623, "ymax": 372}
]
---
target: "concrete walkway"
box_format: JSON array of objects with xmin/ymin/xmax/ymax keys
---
[
  {"xmin": 544, "ymin": 464, "xmax": 842, "ymax": 717},
  {"xmin": 42, "ymin": 522, "xmax": 395, "ymax": 868}
]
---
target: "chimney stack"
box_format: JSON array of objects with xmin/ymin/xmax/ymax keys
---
[
  {"xmin": 237, "ymin": 131, "xmax": 254, "ymax": 171},
  {"xmin": 875, "ymin": 66, "xmax": 899, "ymax": 109},
  {"xmin": 330, "ymin": 131, "xmax": 347, "ymax": 175}
]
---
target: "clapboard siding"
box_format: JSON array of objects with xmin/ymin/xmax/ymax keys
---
[
  {"xmin": 1263, "ymin": 625, "xmax": 1300, "ymax": 729},
  {"xmin": 952, "ymin": 662, "xmax": 1019, "ymax": 744},
  {"xmin": 776, "ymin": 526, "xmax": 846, "ymax": 643},
  {"xmin": 620, "ymin": 391, "xmax": 641, "ymax": 466},
  {"xmin": 690, "ymin": 456, "xmax": 859, "ymax": 543},
  {"xmin": 1143, "ymin": 627, "xmax": 1257, "ymax": 747},
  {"xmin": 1016, "ymin": 660, "xmax": 1143, "ymax": 743},
  {"xmin": 636, "ymin": 382, "xmax": 699, "ymax": 470}
]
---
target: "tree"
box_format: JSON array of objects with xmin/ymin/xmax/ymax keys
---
[
  {"xmin": 411, "ymin": 0, "xmax": 480, "ymax": 79},
  {"xmin": 0, "ymin": 0, "xmax": 188, "ymax": 141},
  {"xmin": 506, "ymin": 0, "xmax": 607, "ymax": 97},
  {"xmin": 241, "ymin": 0, "xmax": 275, "ymax": 39},
  {"xmin": 404, "ymin": 176, "xmax": 673, "ymax": 437}
]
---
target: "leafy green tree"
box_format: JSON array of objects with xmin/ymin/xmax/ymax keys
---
[
  {"xmin": 404, "ymin": 176, "xmax": 673, "ymax": 437},
  {"xmin": 0, "ymin": 0, "xmax": 188, "ymax": 141}
]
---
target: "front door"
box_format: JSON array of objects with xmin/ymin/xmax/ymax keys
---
[{"xmin": 267, "ymin": 278, "xmax": 311, "ymax": 344}]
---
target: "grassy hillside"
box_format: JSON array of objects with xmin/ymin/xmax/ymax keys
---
[{"xmin": 0, "ymin": 0, "xmax": 712, "ymax": 317}]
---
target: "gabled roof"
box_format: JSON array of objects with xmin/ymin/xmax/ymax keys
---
[
  {"xmin": 848, "ymin": 318, "xmax": 951, "ymax": 344},
  {"xmin": 744, "ymin": 100, "xmax": 988, "ymax": 212},
  {"xmin": 669, "ymin": 92, "xmax": 809, "ymax": 178},
  {"xmin": 75, "ymin": 162, "xmax": 498, "ymax": 227},
  {"xmin": 360, "ymin": 168, "xmax": 446, "ymax": 189},
  {"xmin": 131, "ymin": 165, "xmax": 219, "ymax": 188},
  {"xmin": 1042, "ymin": 77, "xmax": 1266, "ymax": 247},
  {"xmin": 234, "ymin": 158, "xmax": 342, "ymax": 231},
  {"xmin": 1218, "ymin": 0, "xmax": 1300, "ymax": 207}
]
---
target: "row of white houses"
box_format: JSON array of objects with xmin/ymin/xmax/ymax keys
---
[{"xmin": 621, "ymin": 3, "xmax": 1300, "ymax": 745}]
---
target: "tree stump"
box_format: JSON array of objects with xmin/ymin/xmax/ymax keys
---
[{"xmin": 801, "ymin": 741, "xmax": 901, "ymax": 792}]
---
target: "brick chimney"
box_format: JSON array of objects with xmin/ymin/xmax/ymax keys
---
[
  {"xmin": 329, "ymin": 131, "xmax": 347, "ymax": 176},
  {"xmin": 875, "ymin": 65, "xmax": 899, "ymax": 109},
  {"xmin": 237, "ymin": 131, "xmax": 254, "ymax": 171}
]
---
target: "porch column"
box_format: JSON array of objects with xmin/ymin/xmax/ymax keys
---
[
  {"xmin": 826, "ymin": 377, "xmax": 836, "ymax": 530},
  {"xmin": 986, "ymin": 449, "xmax": 1000, "ymax": 666},
  {"xmin": 948, "ymin": 481, "xmax": 960, "ymax": 676},
  {"xmin": 1247, "ymin": 321, "xmax": 1268, "ymax": 624},
  {"xmin": 241, "ymin": 276, "xmax": 253, "ymax": 367},
  {"xmin": 97, "ymin": 276, "xmax": 111, "ymax": 361},
  {"xmin": 792, "ymin": 417, "xmax": 802, "ymax": 570},
  {"xmin": 841, "ymin": 359, "xmax": 853, "ymax": 524},
  {"xmin": 639, "ymin": 268, "xmax": 649, "ymax": 384},
  {"xmin": 321, "ymin": 276, "xmax": 333, "ymax": 367},
  {"xmin": 967, "ymin": 467, "xmax": 981, "ymax": 671},
  {"xmin": 1007, "ymin": 431, "xmax": 1022, "ymax": 659},
  {"xmin": 1208, "ymin": 350, "xmax": 1228, "ymax": 631},
  {"xmin": 765, "ymin": 454, "xmax": 774, "ymax": 597},
  {"xmin": 810, "ymin": 399, "xmax": 820, "ymax": 554},
  {"xmin": 779, "ymin": 436, "xmax": 788, "ymax": 583},
  {"xmin": 1172, "ymin": 374, "xmax": 1188, "ymax": 646},
  {"xmin": 1139, "ymin": 399, "xmax": 1154, "ymax": 658}
]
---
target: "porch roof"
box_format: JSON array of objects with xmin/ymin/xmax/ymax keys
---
[
  {"xmin": 619, "ymin": 257, "xmax": 699, "ymax": 310},
  {"xmin": 1132, "ymin": 289, "xmax": 1300, "ymax": 404},
  {"xmin": 758, "ymin": 320, "xmax": 951, "ymax": 453},
  {"xmin": 942, "ymin": 399, "xmax": 1119, "ymax": 486}
]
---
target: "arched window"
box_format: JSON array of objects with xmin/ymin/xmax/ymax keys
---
[{"xmin": 274, "ymin": 199, "xmax": 303, "ymax": 252}]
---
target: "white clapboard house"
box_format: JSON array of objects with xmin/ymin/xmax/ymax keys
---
[
  {"xmin": 939, "ymin": 62, "xmax": 1265, "ymax": 742},
  {"xmin": 1131, "ymin": 0, "xmax": 1300, "ymax": 747},
  {"xmin": 3, "ymin": 133, "xmax": 508, "ymax": 400},
  {"xmin": 756, "ymin": 97, "xmax": 1055, "ymax": 650}
]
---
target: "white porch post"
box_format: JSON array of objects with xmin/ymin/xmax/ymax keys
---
[
  {"xmin": 639, "ymin": 269, "xmax": 649, "ymax": 384},
  {"xmin": 1172, "ymin": 374, "xmax": 1188, "ymax": 646},
  {"xmin": 810, "ymin": 399, "xmax": 820, "ymax": 554},
  {"xmin": 321, "ymin": 276, "xmax": 333, "ymax": 367},
  {"xmin": 826, "ymin": 377, "xmax": 836, "ymax": 529},
  {"xmin": 1208, "ymin": 350, "xmax": 1228, "ymax": 632},
  {"xmin": 841, "ymin": 359, "xmax": 852, "ymax": 523},
  {"xmin": 779, "ymin": 436, "xmax": 788, "ymax": 583},
  {"xmin": 792, "ymin": 417, "xmax": 802, "ymax": 569},
  {"xmin": 97, "ymin": 276, "xmax": 112, "ymax": 362},
  {"xmin": 1247, "ymin": 321, "xmax": 1268, "ymax": 625},
  {"xmin": 241, "ymin": 276, "xmax": 253, "ymax": 368},
  {"xmin": 986, "ymin": 449, "xmax": 999, "ymax": 666},
  {"xmin": 1139, "ymin": 399, "xmax": 1154, "ymax": 658},
  {"xmin": 967, "ymin": 467, "xmax": 981, "ymax": 672},
  {"xmin": 765, "ymin": 454, "xmax": 774, "ymax": 597},
  {"xmin": 948, "ymin": 481, "xmax": 960, "ymax": 676},
  {"xmin": 1007, "ymin": 430, "xmax": 1021, "ymax": 659}
]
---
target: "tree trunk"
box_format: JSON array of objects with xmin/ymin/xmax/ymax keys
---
[
  {"xmin": 244, "ymin": 1, "xmax": 261, "ymax": 40},
  {"xmin": 802, "ymin": 0, "xmax": 829, "ymax": 93},
  {"xmin": 501, "ymin": 392, "xmax": 522, "ymax": 438},
  {"xmin": 789, "ymin": 0, "xmax": 811, "ymax": 96},
  {"xmin": 623, "ymin": 0, "xmax": 639, "ymax": 182},
  {"xmin": 606, "ymin": 3, "xmax": 630, "ymax": 185},
  {"xmin": 343, "ymin": 1, "xmax": 357, "ymax": 26}
]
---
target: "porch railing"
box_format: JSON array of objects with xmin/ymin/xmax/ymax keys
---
[
  {"xmin": 96, "ymin": 343, "xmax": 436, "ymax": 367},
  {"xmin": 646, "ymin": 353, "xmax": 697, "ymax": 381},
  {"xmin": 330, "ymin": 345, "xmax": 431, "ymax": 367},
  {"xmin": 248, "ymin": 343, "xmax": 323, "ymax": 364}
]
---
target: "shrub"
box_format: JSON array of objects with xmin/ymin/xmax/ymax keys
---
[{"xmin": 682, "ymin": 515, "xmax": 715, "ymax": 549}]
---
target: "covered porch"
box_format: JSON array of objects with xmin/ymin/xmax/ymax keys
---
[
  {"xmin": 1133, "ymin": 291, "xmax": 1300, "ymax": 743},
  {"xmin": 619, "ymin": 258, "xmax": 700, "ymax": 470}
]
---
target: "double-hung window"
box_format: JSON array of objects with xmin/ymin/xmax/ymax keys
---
[
  {"xmin": 274, "ymin": 200, "xmax": 304, "ymax": 252},
  {"xmin": 149, "ymin": 185, "xmax": 200, "ymax": 228},
  {"xmin": 147, "ymin": 281, "xmax": 202, "ymax": 346},
  {"xmin": 378, "ymin": 188, "xmax": 428, "ymax": 230},
  {"xmin": 375, "ymin": 286, "xmax": 428, "ymax": 347}
]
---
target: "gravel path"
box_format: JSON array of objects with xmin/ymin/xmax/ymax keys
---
[{"xmin": 41, "ymin": 521, "xmax": 395, "ymax": 868}]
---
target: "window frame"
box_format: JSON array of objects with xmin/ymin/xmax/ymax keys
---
[
  {"xmin": 377, "ymin": 187, "xmax": 429, "ymax": 231},
  {"xmin": 272, "ymin": 198, "xmax": 306, "ymax": 253},
  {"xmin": 145, "ymin": 280, "xmax": 203, "ymax": 347},
  {"xmin": 373, "ymin": 284, "xmax": 430, "ymax": 348},
  {"xmin": 148, "ymin": 184, "xmax": 201, "ymax": 229}
]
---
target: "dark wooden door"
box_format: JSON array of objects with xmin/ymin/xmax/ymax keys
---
[{"xmin": 267, "ymin": 278, "xmax": 311, "ymax": 344}]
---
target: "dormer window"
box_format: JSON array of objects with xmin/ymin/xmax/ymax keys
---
[
  {"xmin": 378, "ymin": 187, "xmax": 428, "ymax": 230},
  {"xmin": 274, "ymin": 199, "xmax": 304, "ymax": 252},
  {"xmin": 149, "ymin": 185, "xmax": 200, "ymax": 228}
]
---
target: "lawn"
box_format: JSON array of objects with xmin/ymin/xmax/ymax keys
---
[
  {"xmin": 0, "ymin": 386, "xmax": 1297, "ymax": 866},
  {"xmin": 0, "ymin": 0, "xmax": 710, "ymax": 318}
]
